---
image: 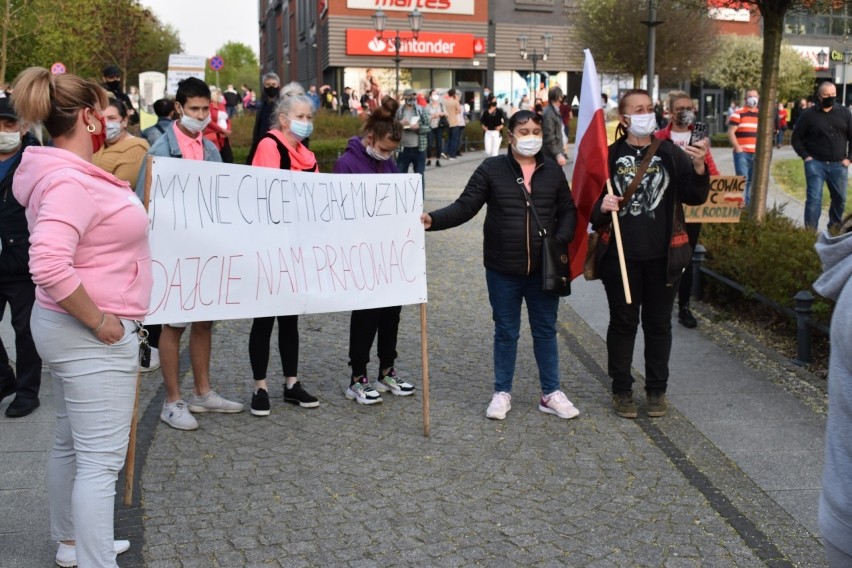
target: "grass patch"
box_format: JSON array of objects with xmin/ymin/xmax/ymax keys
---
[{"xmin": 771, "ymin": 158, "xmax": 852, "ymax": 215}]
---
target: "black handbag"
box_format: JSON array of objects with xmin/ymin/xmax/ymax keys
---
[{"xmin": 511, "ymin": 158, "xmax": 571, "ymax": 296}]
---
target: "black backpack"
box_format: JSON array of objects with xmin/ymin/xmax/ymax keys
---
[{"xmin": 263, "ymin": 132, "xmax": 318, "ymax": 171}]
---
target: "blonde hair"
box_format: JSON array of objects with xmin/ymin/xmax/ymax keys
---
[{"xmin": 11, "ymin": 67, "xmax": 108, "ymax": 138}]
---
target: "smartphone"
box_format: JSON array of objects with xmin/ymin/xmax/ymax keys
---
[{"xmin": 690, "ymin": 122, "xmax": 708, "ymax": 146}]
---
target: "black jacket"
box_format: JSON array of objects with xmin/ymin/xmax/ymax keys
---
[
  {"xmin": 0, "ymin": 133, "xmax": 40, "ymax": 281},
  {"xmin": 427, "ymin": 151, "xmax": 577, "ymax": 276}
]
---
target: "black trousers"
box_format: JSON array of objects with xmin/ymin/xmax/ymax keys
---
[
  {"xmin": 600, "ymin": 255, "xmax": 678, "ymax": 395},
  {"xmin": 0, "ymin": 280, "xmax": 42, "ymax": 399},
  {"xmin": 249, "ymin": 315, "xmax": 299, "ymax": 379},
  {"xmin": 677, "ymin": 223, "xmax": 702, "ymax": 307},
  {"xmin": 348, "ymin": 306, "xmax": 401, "ymax": 378}
]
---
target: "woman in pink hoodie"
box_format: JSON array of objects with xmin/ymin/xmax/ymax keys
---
[{"xmin": 11, "ymin": 67, "xmax": 152, "ymax": 568}]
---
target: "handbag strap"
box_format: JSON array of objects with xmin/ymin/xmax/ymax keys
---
[
  {"xmin": 507, "ymin": 155, "xmax": 548, "ymax": 237},
  {"xmin": 618, "ymin": 137, "xmax": 662, "ymax": 204}
]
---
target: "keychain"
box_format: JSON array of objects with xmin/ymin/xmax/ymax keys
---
[{"xmin": 135, "ymin": 321, "xmax": 151, "ymax": 367}]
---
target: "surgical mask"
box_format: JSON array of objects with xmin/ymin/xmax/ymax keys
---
[
  {"xmin": 746, "ymin": 96, "xmax": 759, "ymax": 108},
  {"xmin": 366, "ymin": 145, "xmax": 392, "ymax": 161},
  {"xmin": 264, "ymin": 85, "xmax": 279, "ymax": 99},
  {"xmin": 180, "ymin": 112, "xmax": 210, "ymax": 134},
  {"xmin": 289, "ymin": 119, "xmax": 313, "ymax": 141},
  {"xmin": 513, "ymin": 135, "xmax": 542, "ymax": 157},
  {"xmin": 0, "ymin": 131, "xmax": 21, "ymax": 153},
  {"xmin": 431, "ymin": 94, "xmax": 439, "ymax": 102},
  {"xmin": 405, "ymin": 97, "xmax": 416, "ymax": 106},
  {"xmin": 674, "ymin": 110, "xmax": 695, "ymax": 128},
  {"xmin": 627, "ymin": 113, "xmax": 657, "ymax": 137},
  {"xmin": 822, "ymin": 96, "xmax": 836, "ymax": 109},
  {"xmin": 105, "ymin": 121, "xmax": 122, "ymax": 142}
]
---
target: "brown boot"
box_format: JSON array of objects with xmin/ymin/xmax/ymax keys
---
[
  {"xmin": 612, "ymin": 392, "xmax": 637, "ymax": 419},
  {"xmin": 646, "ymin": 391, "xmax": 668, "ymax": 417}
]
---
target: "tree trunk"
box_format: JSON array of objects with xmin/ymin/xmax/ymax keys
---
[
  {"xmin": 750, "ymin": 1, "xmax": 792, "ymax": 223},
  {"xmin": 0, "ymin": 0, "xmax": 9, "ymax": 86}
]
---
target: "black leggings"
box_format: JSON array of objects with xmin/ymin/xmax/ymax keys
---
[
  {"xmin": 249, "ymin": 315, "xmax": 299, "ymax": 379},
  {"xmin": 348, "ymin": 306, "xmax": 401, "ymax": 378}
]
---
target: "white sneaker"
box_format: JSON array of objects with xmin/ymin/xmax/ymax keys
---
[
  {"xmin": 346, "ymin": 376, "xmax": 382, "ymax": 405},
  {"xmin": 187, "ymin": 389, "xmax": 244, "ymax": 413},
  {"xmin": 160, "ymin": 399, "xmax": 199, "ymax": 430},
  {"xmin": 55, "ymin": 540, "xmax": 130, "ymax": 567},
  {"xmin": 141, "ymin": 347, "xmax": 160, "ymax": 372},
  {"xmin": 539, "ymin": 390, "xmax": 580, "ymax": 419},
  {"xmin": 374, "ymin": 368, "xmax": 415, "ymax": 396},
  {"xmin": 486, "ymin": 392, "xmax": 511, "ymax": 420}
]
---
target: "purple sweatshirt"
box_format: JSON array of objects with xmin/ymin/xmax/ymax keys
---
[{"xmin": 332, "ymin": 136, "xmax": 400, "ymax": 174}]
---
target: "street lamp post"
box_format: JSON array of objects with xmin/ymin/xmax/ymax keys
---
[
  {"xmin": 517, "ymin": 33, "xmax": 553, "ymax": 97},
  {"xmin": 373, "ymin": 9, "xmax": 422, "ymax": 98}
]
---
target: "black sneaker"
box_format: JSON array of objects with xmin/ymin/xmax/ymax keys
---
[
  {"xmin": 426, "ymin": 160, "xmax": 431, "ymax": 166},
  {"xmin": 436, "ymin": 160, "xmax": 442, "ymax": 167},
  {"xmin": 678, "ymin": 306, "xmax": 698, "ymax": 328},
  {"xmin": 5, "ymin": 395, "xmax": 39, "ymax": 418},
  {"xmin": 284, "ymin": 381, "xmax": 319, "ymax": 408},
  {"xmin": 250, "ymin": 388, "xmax": 271, "ymax": 417}
]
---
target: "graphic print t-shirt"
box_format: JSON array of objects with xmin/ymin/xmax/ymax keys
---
[{"xmin": 610, "ymin": 139, "xmax": 669, "ymax": 261}]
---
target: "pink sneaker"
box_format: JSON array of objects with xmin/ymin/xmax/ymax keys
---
[{"xmin": 539, "ymin": 391, "xmax": 580, "ymax": 419}]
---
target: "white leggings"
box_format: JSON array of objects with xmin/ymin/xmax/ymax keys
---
[
  {"xmin": 484, "ymin": 130, "xmax": 502, "ymax": 157},
  {"xmin": 32, "ymin": 304, "xmax": 138, "ymax": 568}
]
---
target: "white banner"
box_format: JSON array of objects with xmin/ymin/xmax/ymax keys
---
[
  {"xmin": 144, "ymin": 157, "xmax": 427, "ymax": 325},
  {"xmin": 166, "ymin": 54, "xmax": 206, "ymax": 96},
  {"xmin": 346, "ymin": 0, "xmax": 474, "ymax": 15}
]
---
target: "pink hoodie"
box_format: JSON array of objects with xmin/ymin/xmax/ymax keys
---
[{"xmin": 13, "ymin": 146, "xmax": 152, "ymax": 320}]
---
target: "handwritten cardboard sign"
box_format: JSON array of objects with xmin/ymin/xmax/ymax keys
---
[
  {"xmin": 144, "ymin": 157, "xmax": 427, "ymax": 324},
  {"xmin": 683, "ymin": 175, "xmax": 745, "ymax": 223}
]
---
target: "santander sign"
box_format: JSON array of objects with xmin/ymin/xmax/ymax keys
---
[
  {"xmin": 347, "ymin": 29, "xmax": 475, "ymax": 59},
  {"xmin": 346, "ymin": 0, "xmax": 475, "ymax": 16}
]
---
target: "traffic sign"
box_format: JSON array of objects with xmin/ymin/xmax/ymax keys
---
[
  {"xmin": 51, "ymin": 62, "xmax": 66, "ymax": 75},
  {"xmin": 209, "ymin": 55, "xmax": 224, "ymax": 72}
]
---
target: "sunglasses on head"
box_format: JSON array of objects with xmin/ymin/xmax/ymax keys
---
[{"xmin": 514, "ymin": 111, "xmax": 542, "ymax": 125}]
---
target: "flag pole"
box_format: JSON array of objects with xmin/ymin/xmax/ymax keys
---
[{"xmin": 605, "ymin": 179, "xmax": 632, "ymax": 304}]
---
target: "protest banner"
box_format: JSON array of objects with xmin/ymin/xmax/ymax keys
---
[
  {"xmin": 684, "ymin": 175, "xmax": 745, "ymax": 223},
  {"xmin": 144, "ymin": 157, "xmax": 427, "ymax": 325},
  {"xmin": 166, "ymin": 54, "xmax": 206, "ymax": 96}
]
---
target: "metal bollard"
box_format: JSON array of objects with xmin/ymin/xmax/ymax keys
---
[
  {"xmin": 692, "ymin": 244, "xmax": 707, "ymax": 301},
  {"xmin": 793, "ymin": 290, "xmax": 814, "ymax": 366}
]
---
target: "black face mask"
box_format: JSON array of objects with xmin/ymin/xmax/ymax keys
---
[
  {"xmin": 105, "ymin": 79, "xmax": 121, "ymax": 92},
  {"xmin": 264, "ymin": 85, "xmax": 279, "ymax": 99},
  {"xmin": 822, "ymin": 96, "xmax": 836, "ymax": 109}
]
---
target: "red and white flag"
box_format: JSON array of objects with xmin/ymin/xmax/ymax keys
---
[{"xmin": 569, "ymin": 49, "xmax": 610, "ymax": 280}]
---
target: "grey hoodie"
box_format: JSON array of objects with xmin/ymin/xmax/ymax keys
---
[{"xmin": 814, "ymin": 229, "xmax": 852, "ymax": 555}]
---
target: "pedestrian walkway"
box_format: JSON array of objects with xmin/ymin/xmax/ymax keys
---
[{"xmin": 0, "ymin": 148, "xmax": 829, "ymax": 567}]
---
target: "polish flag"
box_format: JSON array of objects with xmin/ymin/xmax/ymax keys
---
[{"xmin": 569, "ymin": 49, "xmax": 610, "ymax": 280}]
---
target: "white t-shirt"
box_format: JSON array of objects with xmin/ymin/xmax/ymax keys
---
[{"xmin": 670, "ymin": 130, "xmax": 691, "ymax": 149}]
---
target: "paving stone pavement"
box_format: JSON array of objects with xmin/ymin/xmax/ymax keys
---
[{"xmin": 0, "ymin": 147, "xmax": 829, "ymax": 567}]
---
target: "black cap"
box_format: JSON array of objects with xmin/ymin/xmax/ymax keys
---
[
  {"xmin": 102, "ymin": 65, "xmax": 121, "ymax": 78},
  {"xmin": 0, "ymin": 97, "xmax": 19, "ymax": 121}
]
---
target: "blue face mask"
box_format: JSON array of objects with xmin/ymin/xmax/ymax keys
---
[{"xmin": 289, "ymin": 119, "xmax": 313, "ymax": 141}]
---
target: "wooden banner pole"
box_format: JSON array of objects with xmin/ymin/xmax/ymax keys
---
[
  {"xmin": 420, "ymin": 303, "xmax": 430, "ymax": 437},
  {"xmin": 606, "ymin": 179, "xmax": 632, "ymax": 305}
]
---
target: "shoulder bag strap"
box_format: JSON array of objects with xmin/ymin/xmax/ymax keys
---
[
  {"xmin": 620, "ymin": 137, "xmax": 661, "ymax": 204},
  {"xmin": 507, "ymin": 155, "xmax": 548, "ymax": 236}
]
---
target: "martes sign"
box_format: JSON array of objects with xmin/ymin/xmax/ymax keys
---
[{"xmin": 346, "ymin": 0, "xmax": 475, "ymax": 16}]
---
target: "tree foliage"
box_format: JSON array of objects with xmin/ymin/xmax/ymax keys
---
[
  {"xmin": 0, "ymin": 0, "xmax": 180, "ymax": 87},
  {"xmin": 706, "ymin": 35, "xmax": 814, "ymax": 101},
  {"xmin": 204, "ymin": 41, "xmax": 259, "ymax": 90},
  {"xmin": 575, "ymin": 0, "xmax": 719, "ymax": 86}
]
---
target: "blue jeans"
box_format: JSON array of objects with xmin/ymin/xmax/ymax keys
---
[
  {"xmin": 485, "ymin": 268, "xmax": 560, "ymax": 395},
  {"xmin": 33, "ymin": 304, "xmax": 138, "ymax": 568},
  {"xmin": 733, "ymin": 151, "xmax": 754, "ymax": 205},
  {"xmin": 804, "ymin": 159, "xmax": 848, "ymax": 229},
  {"xmin": 445, "ymin": 126, "xmax": 462, "ymax": 158},
  {"xmin": 396, "ymin": 146, "xmax": 426, "ymax": 193}
]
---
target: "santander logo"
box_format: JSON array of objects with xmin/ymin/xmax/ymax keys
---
[{"xmin": 368, "ymin": 38, "xmax": 387, "ymax": 52}]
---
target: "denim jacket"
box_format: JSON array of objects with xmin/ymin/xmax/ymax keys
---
[{"xmin": 135, "ymin": 123, "xmax": 222, "ymax": 200}]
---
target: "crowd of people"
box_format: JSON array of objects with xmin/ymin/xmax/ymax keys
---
[{"xmin": 1, "ymin": 61, "xmax": 850, "ymax": 566}]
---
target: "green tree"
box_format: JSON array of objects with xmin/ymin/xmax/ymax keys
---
[
  {"xmin": 706, "ymin": 35, "xmax": 814, "ymax": 102},
  {"xmin": 575, "ymin": 0, "xmax": 719, "ymax": 87},
  {"xmin": 204, "ymin": 41, "xmax": 259, "ymax": 90}
]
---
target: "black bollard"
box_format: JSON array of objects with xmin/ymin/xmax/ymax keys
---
[
  {"xmin": 692, "ymin": 244, "xmax": 707, "ymax": 302},
  {"xmin": 792, "ymin": 290, "xmax": 814, "ymax": 366}
]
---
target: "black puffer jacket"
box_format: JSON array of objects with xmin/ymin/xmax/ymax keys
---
[
  {"xmin": 0, "ymin": 133, "xmax": 40, "ymax": 282},
  {"xmin": 427, "ymin": 151, "xmax": 577, "ymax": 276}
]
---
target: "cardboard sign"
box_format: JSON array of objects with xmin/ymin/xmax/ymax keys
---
[
  {"xmin": 683, "ymin": 175, "xmax": 745, "ymax": 223},
  {"xmin": 144, "ymin": 157, "xmax": 427, "ymax": 324}
]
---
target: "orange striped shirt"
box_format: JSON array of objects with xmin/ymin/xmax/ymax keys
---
[{"xmin": 729, "ymin": 107, "xmax": 759, "ymax": 153}]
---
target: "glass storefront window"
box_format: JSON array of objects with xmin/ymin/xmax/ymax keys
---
[
  {"xmin": 411, "ymin": 69, "xmax": 430, "ymax": 91},
  {"xmin": 433, "ymin": 69, "xmax": 452, "ymax": 89}
]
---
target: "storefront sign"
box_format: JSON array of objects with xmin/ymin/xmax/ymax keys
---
[
  {"xmin": 346, "ymin": 29, "xmax": 474, "ymax": 59},
  {"xmin": 791, "ymin": 45, "xmax": 831, "ymax": 71},
  {"xmin": 347, "ymin": 0, "xmax": 474, "ymax": 16}
]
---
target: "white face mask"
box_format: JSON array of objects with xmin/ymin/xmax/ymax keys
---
[
  {"xmin": 366, "ymin": 145, "xmax": 392, "ymax": 161},
  {"xmin": 513, "ymin": 135, "xmax": 542, "ymax": 157},
  {"xmin": 105, "ymin": 121, "xmax": 123, "ymax": 143},
  {"xmin": 431, "ymin": 94, "xmax": 439, "ymax": 102},
  {"xmin": 746, "ymin": 96, "xmax": 759, "ymax": 108},
  {"xmin": 180, "ymin": 112, "xmax": 211, "ymax": 134},
  {"xmin": 0, "ymin": 131, "xmax": 21, "ymax": 153},
  {"xmin": 626, "ymin": 113, "xmax": 657, "ymax": 138}
]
